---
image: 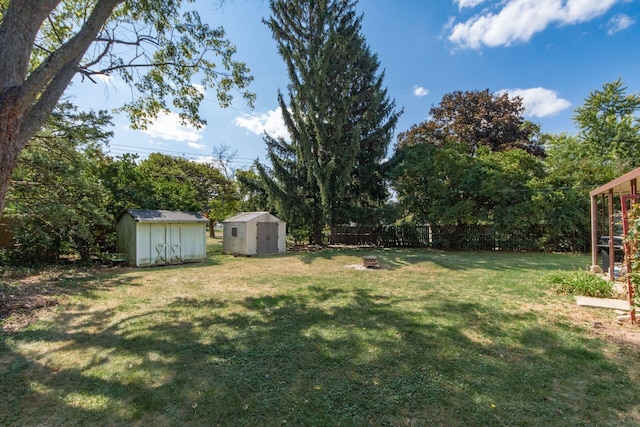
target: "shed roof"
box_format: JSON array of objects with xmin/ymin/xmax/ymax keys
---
[
  {"xmin": 589, "ymin": 166, "xmax": 640, "ymax": 197},
  {"xmin": 224, "ymin": 211, "xmax": 280, "ymax": 223},
  {"xmin": 125, "ymin": 209, "xmax": 209, "ymax": 223}
]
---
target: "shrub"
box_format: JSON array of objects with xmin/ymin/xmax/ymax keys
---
[{"xmin": 545, "ymin": 271, "xmax": 613, "ymax": 298}]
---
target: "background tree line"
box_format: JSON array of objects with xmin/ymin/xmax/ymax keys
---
[
  {"xmin": 388, "ymin": 79, "xmax": 640, "ymax": 252},
  {"xmin": 2, "ymin": 79, "xmax": 638, "ymax": 264},
  {"xmin": 2, "ymin": 0, "xmax": 639, "ymax": 265}
]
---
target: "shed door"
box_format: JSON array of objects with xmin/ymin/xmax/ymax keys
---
[
  {"xmin": 151, "ymin": 224, "xmax": 168, "ymax": 265},
  {"xmin": 256, "ymin": 222, "xmax": 278, "ymax": 254},
  {"xmin": 151, "ymin": 224, "xmax": 183, "ymax": 265},
  {"xmin": 169, "ymin": 225, "xmax": 182, "ymax": 264}
]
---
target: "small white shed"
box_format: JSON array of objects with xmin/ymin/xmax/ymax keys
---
[
  {"xmin": 116, "ymin": 209, "xmax": 209, "ymax": 267},
  {"xmin": 223, "ymin": 212, "xmax": 286, "ymax": 256}
]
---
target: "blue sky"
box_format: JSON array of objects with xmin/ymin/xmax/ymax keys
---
[{"xmin": 68, "ymin": 0, "xmax": 640, "ymax": 171}]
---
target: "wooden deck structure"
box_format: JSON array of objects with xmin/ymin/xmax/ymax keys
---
[
  {"xmin": 589, "ymin": 166, "xmax": 640, "ymax": 323},
  {"xmin": 589, "ymin": 166, "xmax": 640, "ymax": 274}
]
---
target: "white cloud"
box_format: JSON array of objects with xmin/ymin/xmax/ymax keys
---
[
  {"xmin": 194, "ymin": 155, "xmax": 215, "ymax": 164},
  {"xmin": 455, "ymin": 0, "xmax": 486, "ymax": 9},
  {"xmin": 192, "ymin": 83, "xmax": 206, "ymax": 94},
  {"xmin": 141, "ymin": 112, "xmax": 204, "ymax": 143},
  {"xmin": 499, "ymin": 87, "xmax": 571, "ymax": 118},
  {"xmin": 187, "ymin": 142, "xmax": 206, "ymax": 150},
  {"xmin": 234, "ymin": 108, "xmax": 289, "ymax": 139},
  {"xmin": 94, "ymin": 74, "xmax": 114, "ymax": 84},
  {"xmin": 448, "ymin": 0, "xmax": 621, "ymax": 49},
  {"xmin": 607, "ymin": 13, "xmax": 634, "ymax": 34},
  {"xmin": 413, "ymin": 85, "xmax": 429, "ymax": 97}
]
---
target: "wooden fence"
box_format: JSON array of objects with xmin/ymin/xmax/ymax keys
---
[{"xmin": 333, "ymin": 224, "xmax": 541, "ymax": 251}]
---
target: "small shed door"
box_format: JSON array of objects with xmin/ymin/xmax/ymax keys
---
[
  {"xmin": 256, "ymin": 222, "xmax": 278, "ymax": 254},
  {"xmin": 151, "ymin": 224, "xmax": 168, "ymax": 265},
  {"xmin": 169, "ymin": 225, "xmax": 182, "ymax": 263}
]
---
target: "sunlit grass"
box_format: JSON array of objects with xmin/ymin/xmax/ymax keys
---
[{"xmin": 1, "ymin": 239, "xmax": 639, "ymax": 426}]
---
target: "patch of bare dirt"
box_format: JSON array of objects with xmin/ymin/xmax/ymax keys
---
[
  {"xmin": 572, "ymin": 304, "xmax": 640, "ymax": 348},
  {"xmin": 0, "ymin": 267, "xmax": 110, "ymax": 333},
  {"xmin": 344, "ymin": 264, "xmax": 386, "ymax": 270},
  {"xmin": 0, "ymin": 282, "xmax": 66, "ymax": 332}
]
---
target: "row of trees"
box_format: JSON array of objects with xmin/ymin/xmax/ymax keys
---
[
  {"xmin": 2, "ymin": 0, "xmax": 639, "ymax": 264},
  {"xmin": 245, "ymin": 0, "xmax": 640, "ymax": 251},
  {"xmin": 388, "ymin": 79, "xmax": 640, "ymax": 251},
  {"xmin": 7, "ymin": 76, "xmax": 635, "ymax": 264}
]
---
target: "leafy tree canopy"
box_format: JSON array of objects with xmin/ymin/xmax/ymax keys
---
[
  {"xmin": 397, "ymin": 89, "xmax": 545, "ymax": 157},
  {"xmin": 5, "ymin": 102, "xmax": 113, "ymax": 263},
  {"xmin": 0, "ymin": 0, "xmax": 254, "ymax": 214},
  {"xmin": 573, "ymin": 78, "xmax": 640, "ymax": 168}
]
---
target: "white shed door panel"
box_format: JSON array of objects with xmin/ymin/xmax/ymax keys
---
[
  {"xmin": 169, "ymin": 225, "xmax": 182, "ymax": 263},
  {"xmin": 150, "ymin": 224, "xmax": 184, "ymax": 265},
  {"xmin": 151, "ymin": 224, "xmax": 168, "ymax": 265}
]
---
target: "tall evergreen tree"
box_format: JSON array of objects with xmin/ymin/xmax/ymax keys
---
[
  {"xmin": 260, "ymin": 0, "xmax": 400, "ymax": 244},
  {"xmin": 256, "ymin": 132, "xmax": 324, "ymax": 244}
]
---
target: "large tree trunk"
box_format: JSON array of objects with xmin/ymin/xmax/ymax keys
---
[
  {"xmin": 0, "ymin": 89, "xmax": 27, "ymax": 215},
  {"xmin": 312, "ymin": 223, "xmax": 323, "ymax": 247},
  {"xmin": 0, "ymin": 0, "xmax": 123, "ymax": 216}
]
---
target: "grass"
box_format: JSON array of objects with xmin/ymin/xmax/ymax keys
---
[{"xmin": 2, "ymin": 239, "xmax": 640, "ymax": 426}]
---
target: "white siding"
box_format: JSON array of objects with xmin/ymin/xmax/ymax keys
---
[
  {"xmin": 137, "ymin": 223, "xmax": 153, "ymax": 267},
  {"xmin": 181, "ymin": 224, "xmax": 207, "ymax": 261},
  {"xmin": 116, "ymin": 212, "xmax": 207, "ymax": 267},
  {"xmin": 247, "ymin": 220, "xmax": 258, "ymax": 255},
  {"xmin": 223, "ymin": 222, "xmax": 248, "ymax": 255},
  {"xmin": 223, "ymin": 212, "xmax": 287, "ymax": 255},
  {"xmin": 277, "ymin": 221, "xmax": 287, "ymax": 252}
]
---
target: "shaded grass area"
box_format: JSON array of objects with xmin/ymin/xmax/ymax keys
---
[{"xmin": 2, "ymin": 243, "xmax": 639, "ymax": 426}]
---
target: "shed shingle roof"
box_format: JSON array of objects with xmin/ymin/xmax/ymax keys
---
[
  {"xmin": 224, "ymin": 211, "xmax": 282, "ymax": 223},
  {"xmin": 126, "ymin": 209, "xmax": 208, "ymax": 223}
]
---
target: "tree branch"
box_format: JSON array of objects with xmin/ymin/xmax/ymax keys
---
[
  {"xmin": 14, "ymin": 0, "xmax": 124, "ymax": 147},
  {"xmin": 0, "ymin": 0, "xmax": 60, "ymax": 90},
  {"xmin": 20, "ymin": 0, "xmax": 124, "ymax": 109}
]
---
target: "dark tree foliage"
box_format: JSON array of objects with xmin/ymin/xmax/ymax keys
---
[
  {"xmin": 235, "ymin": 166, "xmax": 271, "ymax": 213},
  {"xmin": 4, "ymin": 102, "xmax": 113, "ymax": 263},
  {"xmin": 398, "ymin": 89, "xmax": 545, "ymax": 157},
  {"xmin": 390, "ymin": 82, "xmax": 640, "ymax": 252},
  {"xmin": 255, "ymin": 132, "xmax": 324, "ymax": 244},
  {"xmin": 258, "ymin": 0, "xmax": 400, "ymax": 244},
  {"xmin": 389, "ymin": 89, "xmax": 547, "ymax": 250},
  {"xmin": 389, "ymin": 140, "xmax": 544, "ymax": 248}
]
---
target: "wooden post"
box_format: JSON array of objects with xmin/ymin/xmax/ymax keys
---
[
  {"xmin": 620, "ymin": 195, "xmax": 638, "ymax": 324},
  {"xmin": 609, "ymin": 189, "xmax": 615, "ymax": 281},
  {"xmin": 591, "ymin": 195, "xmax": 599, "ymax": 268}
]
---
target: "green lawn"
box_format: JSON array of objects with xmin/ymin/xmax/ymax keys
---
[{"xmin": 2, "ymin": 240, "xmax": 639, "ymax": 426}]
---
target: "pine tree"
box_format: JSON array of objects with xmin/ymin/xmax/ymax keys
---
[{"xmin": 260, "ymin": 0, "xmax": 400, "ymax": 244}]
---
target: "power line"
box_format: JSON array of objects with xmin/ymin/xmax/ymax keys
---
[{"xmin": 104, "ymin": 143, "xmax": 260, "ymax": 168}]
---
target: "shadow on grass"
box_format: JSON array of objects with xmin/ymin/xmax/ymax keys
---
[
  {"xmin": 0, "ymin": 268, "xmax": 142, "ymax": 328},
  {"xmin": 1, "ymin": 285, "xmax": 637, "ymax": 426},
  {"xmin": 292, "ymin": 246, "xmax": 590, "ymax": 273}
]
